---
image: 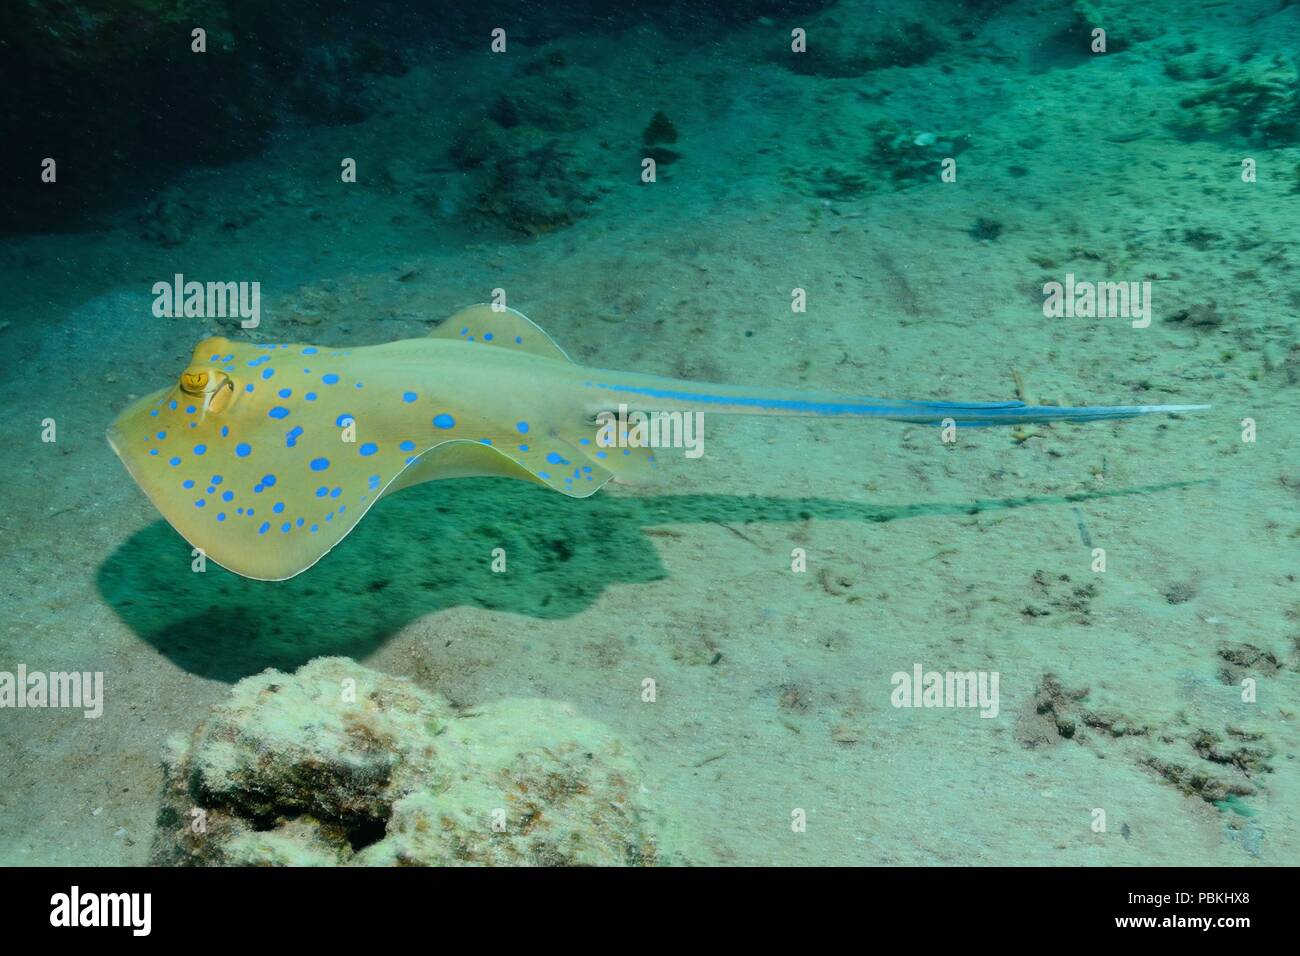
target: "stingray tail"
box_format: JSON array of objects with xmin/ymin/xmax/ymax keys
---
[{"xmin": 580, "ymin": 375, "xmax": 1209, "ymax": 426}]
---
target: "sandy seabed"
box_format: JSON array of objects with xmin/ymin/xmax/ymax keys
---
[{"xmin": 0, "ymin": 0, "xmax": 1297, "ymax": 866}]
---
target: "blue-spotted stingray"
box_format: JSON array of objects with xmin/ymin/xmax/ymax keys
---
[{"xmin": 107, "ymin": 304, "xmax": 1209, "ymax": 581}]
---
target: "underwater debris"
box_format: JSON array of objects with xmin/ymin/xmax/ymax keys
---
[
  {"xmin": 479, "ymin": 139, "xmax": 598, "ymax": 235},
  {"xmin": 1216, "ymin": 643, "xmax": 1282, "ymax": 686},
  {"xmin": 642, "ymin": 111, "xmax": 682, "ymax": 166},
  {"xmin": 1162, "ymin": 50, "xmax": 1230, "ymax": 83},
  {"xmin": 1020, "ymin": 674, "xmax": 1274, "ymax": 812},
  {"xmin": 782, "ymin": 119, "xmax": 970, "ymax": 198},
  {"xmin": 968, "ymin": 217, "xmax": 1003, "ymax": 242},
  {"xmin": 1171, "ymin": 55, "xmax": 1300, "ymax": 146},
  {"xmin": 152, "ymin": 657, "xmax": 681, "ymax": 866},
  {"xmin": 493, "ymin": 51, "xmax": 586, "ymax": 132},
  {"xmin": 1070, "ymin": 0, "xmax": 1159, "ymax": 52},
  {"xmin": 774, "ymin": 3, "xmax": 953, "ymax": 77},
  {"xmin": 446, "ymin": 49, "xmax": 604, "ymax": 232},
  {"xmin": 643, "ymin": 111, "xmax": 679, "ymax": 146},
  {"xmin": 1022, "ymin": 570, "xmax": 1097, "ymax": 625},
  {"xmin": 1163, "ymin": 301, "xmax": 1225, "ymax": 331}
]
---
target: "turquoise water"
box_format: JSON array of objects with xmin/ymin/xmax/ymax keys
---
[{"xmin": 0, "ymin": 0, "xmax": 1296, "ymax": 866}]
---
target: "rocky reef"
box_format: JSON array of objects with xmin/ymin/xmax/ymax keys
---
[
  {"xmin": 449, "ymin": 50, "xmax": 605, "ymax": 235},
  {"xmin": 1170, "ymin": 54, "xmax": 1300, "ymax": 147},
  {"xmin": 152, "ymin": 657, "xmax": 682, "ymax": 866},
  {"xmin": 773, "ymin": 0, "xmax": 957, "ymax": 77}
]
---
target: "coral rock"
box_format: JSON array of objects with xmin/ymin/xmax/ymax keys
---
[{"xmin": 152, "ymin": 657, "xmax": 681, "ymax": 866}]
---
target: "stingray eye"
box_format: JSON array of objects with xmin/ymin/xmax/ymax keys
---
[
  {"xmin": 207, "ymin": 378, "xmax": 236, "ymax": 415},
  {"xmin": 180, "ymin": 369, "xmax": 210, "ymax": 394}
]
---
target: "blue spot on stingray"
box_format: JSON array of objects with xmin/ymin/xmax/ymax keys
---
[
  {"xmin": 253, "ymin": 484, "xmax": 264, "ymax": 493},
  {"xmin": 404, "ymin": 456, "xmax": 417, "ymax": 465},
  {"xmin": 286, "ymin": 426, "xmax": 303, "ymax": 447},
  {"xmin": 311, "ymin": 458, "xmax": 330, "ymax": 471},
  {"xmin": 539, "ymin": 471, "xmax": 551, "ymax": 479},
  {"xmin": 402, "ymin": 391, "xmax": 417, "ymax": 403},
  {"xmin": 278, "ymin": 388, "xmax": 292, "ymax": 398},
  {"xmin": 273, "ymin": 502, "xmax": 285, "ymax": 514},
  {"xmin": 262, "ymin": 474, "xmax": 277, "ymax": 487},
  {"xmin": 206, "ymin": 486, "xmax": 215, "ymax": 494},
  {"xmin": 329, "ymin": 487, "xmax": 341, "ymax": 498},
  {"xmin": 296, "ymin": 518, "xmax": 304, "ymax": 527},
  {"xmin": 582, "ymin": 466, "xmax": 592, "ymax": 473},
  {"xmin": 579, "ymin": 438, "xmax": 590, "ymax": 445},
  {"xmin": 316, "ymin": 487, "xmax": 328, "ymax": 497},
  {"xmin": 355, "ymin": 382, "xmax": 363, "ymax": 389},
  {"xmin": 212, "ymin": 476, "xmax": 223, "ymax": 485},
  {"xmin": 399, "ymin": 440, "xmax": 415, "ymax": 452},
  {"xmin": 169, "ymin": 400, "xmax": 177, "ymax": 410},
  {"xmin": 281, "ymin": 522, "xmax": 291, "ymax": 533},
  {"xmin": 150, "ymin": 410, "xmax": 158, "ymax": 417},
  {"xmin": 623, "ymin": 449, "xmax": 631, "ymax": 455},
  {"xmin": 169, "ymin": 456, "xmax": 181, "ymax": 467},
  {"xmin": 268, "ymin": 406, "xmax": 290, "ymax": 419},
  {"xmin": 183, "ymin": 480, "xmax": 195, "ymax": 489},
  {"xmin": 222, "ymin": 491, "xmax": 234, "ymax": 502},
  {"xmin": 322, "ymin": 373, "xmax": 340, "ymax": 385},
  {"xmin": 310, "ymin": 525, "xmax": 319, "ymax": 533},
  {"xmin": 434, "ymin": 414, "xmax": 455, "ymax": 429},
  {"xmin": 519, "ymin": 444, "xmax": 529, "ymax": 452},
  {"xmin": 305, "ymin": 392, "xmax": 317, "ymax": 401},
  {"xmin": 185, "ymin": 405, "xmax": 196, "ymax": 414},
  {"xmin": 326, "ymin": 513, "xmax": 334, "ymax": 522},
  {"xmin": 460, "ymin": 327, "xmax": 469, "ymax": 335},
  {"xmin": 248, "ymin": 356, "xmax": 270, "ymax": 367},
  {"xmin": 336, "ymin": 414, "xmax": 353, "ymax": 427},
  {"xmin": 216, "ymin": 513, "xmax": 226, "ymax": 522},
  {"xmin": 195, "ymin": 499, "xmax": 205, "ymax": 508},
  {"xmin": 359, "ymin": 442, "xmax": 377, "ymax": 456},
  {"xmin": 244, "ymin": 384, "xmax": 254, "ymax": 393},
  {"xmin": 261, "ymin": 368, "xmax": 275, "ymax": 380},
  {"xmin": 338, "ymin": 506, "xmax": 346, "ymax": 513},
  {"xmin": 514, "ymin": 336, "xmax": 522, "ymax": 344},
  {"xmin": 149, "ymin": 449, "xmax": 158, "ymax": 456},
  {"xmin": 483, "ymin": 333, "xmax": 494, "ymax": 341},
  {"xmin": 235, "ymin": 443, "xmax": 251, "ymax": 457},
  {"xmin": 546, "ymin": 452, "xmax": 568, "ymax": 465},
  {"xmin": 193, "ymin": 444, "xmax": 207, "ymax": 455},
  {"xmin": 480, "ymin": 438, "xmax": 492, "ymax": 445},
  {"xmin": 156, "ymin": 431, "xmax": 166, "ymax": 440},
  {"xmin": 596, "ymin": 451, "xmax": 608, "ymax": 458},
  {"xmin": 247, "ymin": 508, "xmax": 255, "ymax": 516},
  {"xmin": 369, "ymin": 475, "xmax": 381, "ymax": 488},
  {"xmin": 303, "ymin": 347, "xmax": 318, "ymax": 355},
  {"xmin": 220, "ymin": 426, "xmax": 229, "ymax": 437},
  {"xmin": 516, "ymin": 421, "xmax": 530, "ymax": 434}
]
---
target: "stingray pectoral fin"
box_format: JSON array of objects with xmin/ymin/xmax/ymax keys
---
[
  {"xmin": 106, "ymin": 389, "xmax": 369, "ymax": 581},
  {"xmin": 383, "ymin": 438, "xmax": 614, "ymax": 500},
  {"xmin": 383, "ymin": 440, "xmax": 546, "ymax": 493},
  {"xmin": 432, "ymin": 303, "xmax": 574, "ymax": 362}
]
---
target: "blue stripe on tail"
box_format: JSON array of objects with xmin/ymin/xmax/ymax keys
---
[{"xmin": 590, "ymin": 382, "xmax": 1209, "ymax": 425}]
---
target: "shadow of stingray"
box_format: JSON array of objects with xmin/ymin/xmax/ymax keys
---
[{"xmin": 96, "ymin": 477, "xmax": 1207, "ymax": 682}]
